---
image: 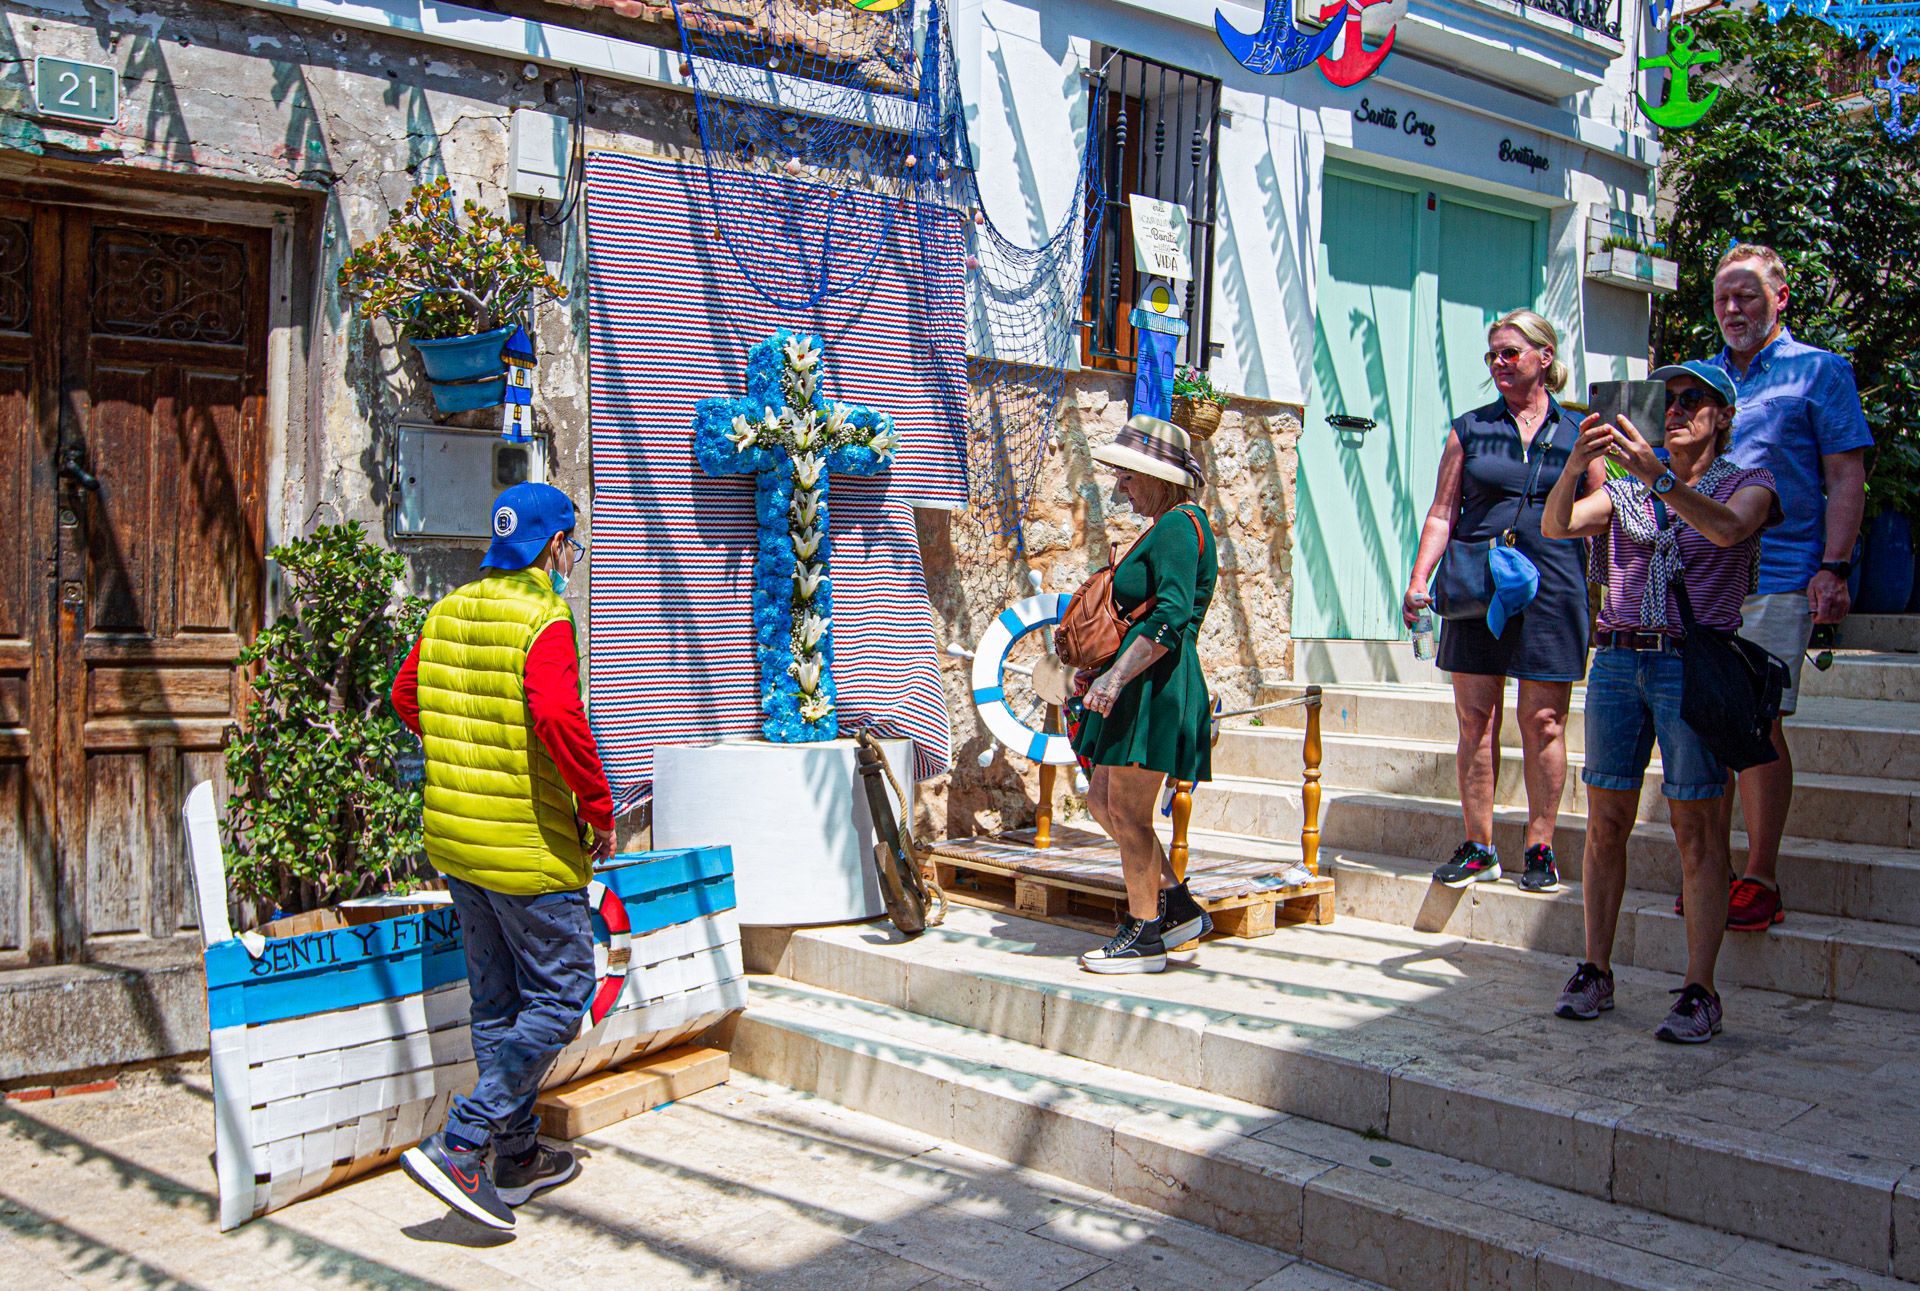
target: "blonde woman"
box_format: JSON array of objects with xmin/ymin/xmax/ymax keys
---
[
  {"xmin": 1404, "ymin": 310, "xmax": 1603, "ymax": 894},
  {"xmin": 1073, "ymin": 415, "xmax": 1216, "ymax": 974}
]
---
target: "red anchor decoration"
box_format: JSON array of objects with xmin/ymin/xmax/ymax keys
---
[{"xmin": 1317, "ymin": 0, "xmax": 1397, "ymax": 88}]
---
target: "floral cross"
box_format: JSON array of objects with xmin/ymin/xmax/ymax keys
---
[{"xmin": 694, "ymin": 330, "xmax": 899, "ymax": 743}]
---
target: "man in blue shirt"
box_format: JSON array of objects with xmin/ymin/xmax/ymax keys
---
[{"xmin": 1708, "ymin": 244, "xmax": 1871, "ymax": 933}]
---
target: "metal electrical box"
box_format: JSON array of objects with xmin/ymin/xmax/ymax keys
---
[
  {"xmin": 508, "ymin": 108, "xmax": 572, "ymax": 200},
  {"xmin": 393, "ymin": 424, "xmax": 548, "ymax": 539}
]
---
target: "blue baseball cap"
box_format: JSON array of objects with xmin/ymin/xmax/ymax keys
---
[
  {"xmin": 1486, "ymin": 543, "xmax": 1541, "ymax": 641},
  {"xmin": 1649, "ymin": 361, "xmax": 1737, "ymax": 406},
  {"xmin": 483, "ymin": 482, "xmax": 575, "ymax": 569}
]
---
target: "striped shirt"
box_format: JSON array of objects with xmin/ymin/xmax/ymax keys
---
[{"xmin": 1595, "ymin": 467, "xmax": 1779, "ymax": 634}]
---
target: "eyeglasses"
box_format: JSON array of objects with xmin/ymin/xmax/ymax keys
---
[
  {"xmin": 1668, "ymin": 388, "xmax": 1721, "ymax": 414},
  {"xmin": 1483, "ymin": 346, "xmax": 1531, "ymax": 366},
  {"xmin": 566, "ymin": 537, "xmax": 587, "ymax": 562}
]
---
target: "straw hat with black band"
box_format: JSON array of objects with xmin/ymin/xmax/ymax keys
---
[{"xmin": 1091, "ymin": 414, "xmax": 1208, "ymax": 489}]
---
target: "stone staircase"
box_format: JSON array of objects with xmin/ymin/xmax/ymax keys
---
[{"xmin": 719, "ymin": 617, "xmax": 1920, "ymax": 1288}]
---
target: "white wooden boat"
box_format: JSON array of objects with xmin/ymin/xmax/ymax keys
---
[{"xmin": 183, "ymin": 782, "xmax": 746, "ymax": 1230}]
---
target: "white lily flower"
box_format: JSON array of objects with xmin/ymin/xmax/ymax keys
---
[
  {"xmin": 793, "ymin": 562, "xmax": 826, "ymax": 602},
  {"xmin": 868, "ymin": 425, "xmax": 899, "ymax": 458},
  {"xmin": 792, "ymin": 452, "xmax": 825, "ymax": 489},
  {"xmin": 726, "ymin": 414, "xmax": 758, "ymax": 451},
  {"xmin": 784, "ymin": 335, "xmax": 820, "ymax": 372},
  {"xmin": 799, "ymin": 693, "xmax": 834, "ymax": 723},
  {"xmin": 791, "ymin": 409, "xmax": 820, "ymax": 451},
  {"xmin": 793, "ymin": 527, "xmax": 822, "ymax": 560},
  {"xmin": 798, "ymin": 611, "xmax": 829, "ymax": 651},
  {"xmin": 794, "ymin": 657, "xmax": 823, "ymax": 694},
  {"xmin": 792, "ymin": 491, "xmax": 820, "ymax": 527},
  {"xmin": 824, "ymin": 403, "xmax": 851, "ymax": 438}
]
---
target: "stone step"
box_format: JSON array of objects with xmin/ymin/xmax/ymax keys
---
[
  {"xmin": 741, "ymin": 914, "xmax": 1920, "ymax": 1282},
  {"xmin": 1248, "ymin": 683, "xmax": 1920, "ymax": 778},
  {"xmin": 1287, "ymin": 639, "xmax": 1920, "ymax": 702},
  {"xmin": 1325, "ymin": 846, "xmax": 1920, "ymax": 1011},
  {"xmin": 1840, "ymin": 615, "xmax": 1920, "ymax": 654},
  {"xmin": 1302, "ymin": 790, "xmax": 1920, "ymax": 928},
  {"xmin": 1205, "ymin": 731, "xmax": 1920, "ymax": 848}
]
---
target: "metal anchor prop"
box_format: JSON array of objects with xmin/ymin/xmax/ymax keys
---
[
  {"xmin": 1638, "ymin": 24, "xmax": 1721, "ymax": 130},
  {"xmin": 1216, "ymin": 0, "xmax": 1344, "ymax": 75},
  {"xmin": 1878, "ymin": 54, "xmax": 1920, "ymax": 143},
  {"xmin": 1316, "ymin": 0, "xmax": 1397, "ymax": 87}
]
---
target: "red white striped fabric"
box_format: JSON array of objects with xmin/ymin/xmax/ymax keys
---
[{"xmin": 584, "ymin": 154, "xmax": 962, "ymax": 813}]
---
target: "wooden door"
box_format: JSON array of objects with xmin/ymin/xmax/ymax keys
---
[
  {"xmin": 49, "ymin": 208, "xmax": 268, "ymax": 959},
  {"xmin": 0, "ymin": 201, "xmax": 60, "ymax": 968}
]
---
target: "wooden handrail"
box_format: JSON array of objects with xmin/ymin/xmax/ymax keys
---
[{"xmin": 1301, "ymin": 684, "xmax": 1323, "ymax": 875}]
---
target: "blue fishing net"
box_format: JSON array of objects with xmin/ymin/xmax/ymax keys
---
[{"xmin": 666, "ymin": 0, "xmax": 1104, "ymax": 536}]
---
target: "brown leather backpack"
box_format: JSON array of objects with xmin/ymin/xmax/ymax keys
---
[{"xmin": 1054, "ymin": 506, "xmax": 1205, "ymax": 671}]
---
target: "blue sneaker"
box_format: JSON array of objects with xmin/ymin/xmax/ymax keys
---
[{"xmin": 401, "ymin": 1131, "xmax": 514, "ymax": 1229}]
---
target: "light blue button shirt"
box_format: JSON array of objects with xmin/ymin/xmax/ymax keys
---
[{"xmin": 1710, "ymin": 329, "xmax": 1872, "ymax": 594}]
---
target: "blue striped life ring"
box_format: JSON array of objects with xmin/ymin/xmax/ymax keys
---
[{"xmin": 970, "ymin": 593, "xmax": 1078, "ymax": 765}]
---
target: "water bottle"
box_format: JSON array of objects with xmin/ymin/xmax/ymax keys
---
[{"xmin": 1410, "ymin": 593, "xmax": 1436, "ymax": 661}]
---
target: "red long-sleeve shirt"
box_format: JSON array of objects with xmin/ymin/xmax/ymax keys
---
[{"xmin": 391, "ymin": 623, "xmax": 615, "ymax": 834}]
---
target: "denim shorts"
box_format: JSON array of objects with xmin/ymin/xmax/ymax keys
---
[{"xmin": 1580, "ymin": 647, "xmax": 1727, "ymax": 800}]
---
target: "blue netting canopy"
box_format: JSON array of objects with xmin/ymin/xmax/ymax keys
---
[{"xmin": 667, "ymin": 0, "xmax": 1105, "ymax": 536}]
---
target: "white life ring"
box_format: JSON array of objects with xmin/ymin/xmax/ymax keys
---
[
  {"xmin": 970, "ymin": 593, "xmax": 1078, "ymax": 765},
  {"xmin": 582, "ymin": 879, "xmax": 632, "ymax": 1028}
]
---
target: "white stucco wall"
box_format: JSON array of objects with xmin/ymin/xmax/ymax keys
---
[{"xmin": 959, "ymin": 0, "xmax": 1664, "ymax": 408}]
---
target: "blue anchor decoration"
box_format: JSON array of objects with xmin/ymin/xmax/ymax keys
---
[
  {"xmin": 1878, "ymin": 54, "xmax": 1920, "ymax": 142},
  {"xmin": 1216, "ymin": 0, "xmax": 1345, "ymax": 75}
]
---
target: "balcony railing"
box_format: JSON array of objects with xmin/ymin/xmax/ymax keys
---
[{"xmin": 1518, "ymin": 0, "xmax": 1624, "ymax": 40}]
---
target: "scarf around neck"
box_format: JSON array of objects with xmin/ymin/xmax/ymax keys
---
[{"xmin": 1604, "ymin": 456, "xmax": 1742, "ymax": 629}]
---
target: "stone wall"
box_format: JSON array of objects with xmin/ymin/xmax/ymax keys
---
[{"xmin": 915, "ymin": 370, "xmax": 1301, "ymax": 840}]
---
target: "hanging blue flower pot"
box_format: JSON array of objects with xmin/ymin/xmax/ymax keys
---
[
  {"xmin": 1855, "ymin": 511, "xmax": 1914, "ymax": 614},
  {"xmin": 411, "ymin": 325, "xmax": 517, "ymax": 413}
]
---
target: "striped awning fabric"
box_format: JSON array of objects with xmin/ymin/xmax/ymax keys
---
[{"xmin": 583, "ymin": 153, "xmax": 963, "ymax": 813}]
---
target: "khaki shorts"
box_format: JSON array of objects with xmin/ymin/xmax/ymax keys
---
[{"xmin": 1737, "ymin": 592, "xmax": 1815, "ymax": 716}]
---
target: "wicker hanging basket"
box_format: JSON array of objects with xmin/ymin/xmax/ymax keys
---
[{"xmin": 1170, "ymin": 396, "xmax": 1224, "ymax": 441}]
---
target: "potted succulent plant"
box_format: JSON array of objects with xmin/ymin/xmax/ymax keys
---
[
  {"xmin": 337, "ymin": 179, "xmax": 567, "ymax": 413},
  {"xmin": 1170, "ymin": 364, "xmax": 1229, "ymax": 440}
]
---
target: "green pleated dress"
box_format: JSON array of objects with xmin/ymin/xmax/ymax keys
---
[{"xmin": 1072, "ymin": 502, "xmax": 1218, "ymax": 782}]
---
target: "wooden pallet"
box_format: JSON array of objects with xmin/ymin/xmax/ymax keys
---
[{"xmin": 930, "ymin": 826, "xmax": 1333, "ymax": 940}]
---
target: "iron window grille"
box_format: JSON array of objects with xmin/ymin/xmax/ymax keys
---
[
  {"xmin": 1519, "ymin": 0, "xmax": 1623, "ymax": 40},
  {"xmin": 1082, "ymin": 48, "xmax": 1224, "ymax": 374}
]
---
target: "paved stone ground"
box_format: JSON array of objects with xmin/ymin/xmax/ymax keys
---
[{"xmin": 0, "ymin": 1061, "xmax": 1370, "ymax": 1291}]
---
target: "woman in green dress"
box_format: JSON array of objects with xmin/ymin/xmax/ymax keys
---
[{"xmin": 1074, "ymin": 415, "xmax": 1218, "ymax": 975}]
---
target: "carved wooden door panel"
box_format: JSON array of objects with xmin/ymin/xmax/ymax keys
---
[
  {"xmin": 0, "ymin": 200, "xmax": 60, "ymax": 968},
  {"xmin": 53, "ymin": 210, "xmax": 268, "ymax": 958}
]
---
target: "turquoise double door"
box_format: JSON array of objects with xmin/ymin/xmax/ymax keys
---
[{"xmin": 1294, "ymin": 164, "xmax": 1548, "ymax": 640}]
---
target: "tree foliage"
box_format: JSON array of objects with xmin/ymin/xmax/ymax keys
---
[
  {"xmin": 223, "ymin": 523, "xmax": 430, "ymax": 914},
  {"xmin": 1654, "ymin": 9, "xmax": 1920, "ymax": 517},
  {"xmin": 336, "ymin": 178, "xmax": 567, "ymax": 340}
]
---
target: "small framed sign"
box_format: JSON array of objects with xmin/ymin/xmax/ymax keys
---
[
  {"xmin": 34, "ymin": 56, "xmax": 118, "ymax": 126},
  {"xmin": 1128, "ymin": 195, "xmax": 1193, "ymax": 282}
]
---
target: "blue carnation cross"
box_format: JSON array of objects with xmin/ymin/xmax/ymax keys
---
[{"xmin": 693, "ymin": 330, "xmax": 899, "ymax": 744}]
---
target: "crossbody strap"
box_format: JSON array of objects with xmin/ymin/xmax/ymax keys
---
[
  {"xmin": 1503, "ymin": 414, "xmax": 1561, "ymax": 545},
  {"xmin": 1651, "ymin": 495, "xmax": 1701, "ymax": 631},
  {"xmin": 1120, "ymin": 505, "xmax": 1208, "ymax": 624}
]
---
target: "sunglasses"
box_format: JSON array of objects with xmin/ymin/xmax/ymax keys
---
[
  {"xmin": 1483, "ymin": 346, "xmax": 1531, "ymax": 366},
  {"xmin": 1668, "ymin": 388, "xmax": 1722, "ymax": 414}
]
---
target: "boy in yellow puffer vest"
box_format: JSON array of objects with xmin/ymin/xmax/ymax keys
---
[{"xmin": 390, "ymin": 482, "xmax": 614, "ymax": 1230}]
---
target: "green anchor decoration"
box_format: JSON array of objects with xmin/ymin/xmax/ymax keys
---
[{"xmin": 1638, "ymin": 25, "xmax": 1721, "ymax": 130}]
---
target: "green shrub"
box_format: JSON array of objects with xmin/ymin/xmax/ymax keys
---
[{"xmin": 222, "ymin": 523, "xmax": 430, "ymax": 914}]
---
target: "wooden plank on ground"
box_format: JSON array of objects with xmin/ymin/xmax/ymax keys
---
[{"xmin": 534, "ymin": 1044, "xmax": 730, "ymax": 1141}]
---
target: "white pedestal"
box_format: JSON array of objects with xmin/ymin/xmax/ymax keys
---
[{"xmin": 652, "ymin": 736, "xmax": 913, "ymax": 927}]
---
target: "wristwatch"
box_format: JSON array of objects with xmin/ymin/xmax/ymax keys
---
[
  {"xmin": 1820, "ymin": 559, "xmax": 1855, "ymax": 579},
  {"xmin": 1652, "ymin": 469, "xmax": 1678, "ymax": 495}
]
